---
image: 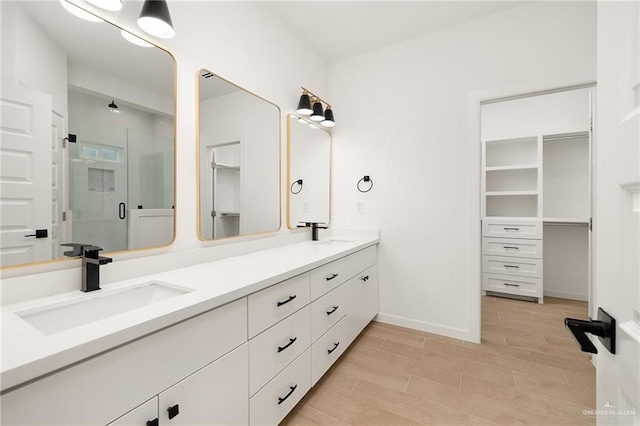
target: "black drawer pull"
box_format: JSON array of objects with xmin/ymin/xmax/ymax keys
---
[
  {"xmin": 503, "ymin": 264, "xmax": 520, "ymax": 269},
  {"xmin": 503, "ymin": 227, "xmax": 520, "ymax": 231},
  {"xmin": 277, "ymin": 295, "xmax": 297, "ymax": 307},
  {"xmin": 326, "ymin": 273, "xmax": 339, "ymax": 281},
  {"xmin": 146, "ymin": 419, "xmax": 159, "ymax": 426},
  {"xmin": 326, "ymin": 305, "xmax": 339, "ymax": 315},
  {"xmin": 361, "ymin": 275, "xmax": 369, "ymax": 282},
  {"xmin": 278, "ymin": 384, "xmax": 298, "ymax": 405},
  {"xmin": 277, "ymin": 337, "xmax": 297, "ymax": 353},
  {"xmin": 503, "ymin": 246, "xmax": 520, "ymax": 250},
  {"xmin": 167, "ymin": 404, "xmax": 179, "ymax": 420},
  {"xmin": 503, "ymin": 283, "xmax": 520, "ymax": 288},
  {"xmin": 328, "ymin": 342, "xmax": 340, "ymax": 354}
]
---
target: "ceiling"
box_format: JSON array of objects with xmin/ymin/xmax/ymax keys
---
[{"xmin": 264, "ymin": 1, "xmax": 531, "ymax": 62}]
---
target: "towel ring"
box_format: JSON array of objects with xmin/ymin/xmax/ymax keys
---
[
  {"xmin": 290, "ymin": 179, "xmax": 303, "ymax": 194},
  {"xmin": 357, "ymin": 176, "xmax": 373, "ymax": 193}
]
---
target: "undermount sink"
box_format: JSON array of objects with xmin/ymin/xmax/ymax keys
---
[
  {"xmin": 17, "ymin": 281, "xmax": 194, "ymax": 336},
  {"xmin": 316, "ymin": 238, "xmax": 355, "ymax": 245}
]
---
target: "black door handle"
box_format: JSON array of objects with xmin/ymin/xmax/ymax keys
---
[
  {"xmin": 118, "ymin": 202, "xmax": 126, "ymax": 220},
  {"xmin": 24, "ymin": 229, "xmax": 48, "ymax": 238},
  {"xmin": 146, "ymin": 419, "xmax": 159, "ymax": 426},
  {"xmin": 277, "ymin": 337, "xmax": 297, "ymax": 353},
  {"xmin": 167, "ymin": 404, "xmax": 179, "ymax": 420},
  {"xmin": 565, "ymin": 308, "xmax": 616, "ymax": 354}
]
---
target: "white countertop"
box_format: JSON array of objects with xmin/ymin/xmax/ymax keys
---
[{"xmin": 1, "ymin": 233, "xmax": 378, "ymax": 392}]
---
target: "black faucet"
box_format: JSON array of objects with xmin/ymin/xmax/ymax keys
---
[
  {"xmin": 60, "ymin": 243, "xmax": 112, "ymax": 292},
  {"xmin": 297, "ymin": 222, "xmax": 328, "ymax": 241}
]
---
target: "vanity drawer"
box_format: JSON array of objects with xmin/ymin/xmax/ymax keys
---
[
  {"xmin": 248, "ymin": 273, "xmax": 310, "ymax": 338},
  {"xmin": 482, "ymin": 255, "xmax": 542, "ymax": 278},
  {"xmin": 345, "ymin": 245, "xmax": 377, "ymax": 279},
  {"xmin": 311, "ymin": 317, "xmax": 348, "ymax": 386},
  {"xmin": 482, "ymin": 219, "xmax": 542, "ymax": 239},
  {"xmin": 310, "ymin": 284, "xmax": 346, "ymax": 343},
  {"xmin": 482, "ymin": 237, "xmax": 543, "ymax": 259},
  {"xmin": 483, "ymin": 273, "xmax": 542, "ymax": 299},
  {"xmin": 249, "ymin": 305, "xmax": 310, "ymax": 396},
  {"xmin": 249, "ymin": 349, "xmax": 311, "ymax": 426},
  {"xmin": 310, "ymin": 258, "xmax": 347, "ymax": 301}
]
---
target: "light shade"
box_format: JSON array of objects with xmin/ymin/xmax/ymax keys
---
[
  {"xmin": 310, "ymin": 100, "xmax": 324, "ymax": 122},
  {"xmin": 296, "ymin": 92, "xmax": 312, "ymax": 115},
  {"xmin": 138, "ymin": 0, "xmax": 175, "ymax": 39},
  {"xmin": 86, "ymin": 0, "xmax": 122, "ymax": 11},
  {"xmin": 321, "ymin": 107, "xmax": 335, "ymax": 127},
  {"xmin": 59, "ymin": 0, "xmax": 103, "ymax": 22}
]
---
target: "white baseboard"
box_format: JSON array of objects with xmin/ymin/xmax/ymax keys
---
[
  {"xmin": 374, "ymin": 312, "xmax": 476, "ymax": 342},
  {"xmin": 544, "ymin": 289, "xmax": 589, "ymax": 302}
]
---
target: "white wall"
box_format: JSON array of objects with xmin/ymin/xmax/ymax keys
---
[{"xmin": 328, "ymin": 1, "xmax": 597, "ymax": 340}]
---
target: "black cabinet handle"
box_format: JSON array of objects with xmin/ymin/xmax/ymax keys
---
[
  {"xmin": 503, "ymin": 227, "xmax": 520, "ymax": 231},
  {"xmin": 277, "ymin": 295, "xmax": 297, "ymax": 307},
  {"xmin": 146, "ymin": 419, "xmax": 159, "ymax": 426},
  {"xmin": 503, "ymin": 283, "xmax": 520, "ymax": 288},
  {"xmin": 503, "ymin": 246, "xmax": 520, "ymax": 250},
  {"xmin": 361, "ymin": 275, "xmax": 369, "ymax": 282},
  {"xmin": 167, "ymin": 404, "xmax": 179, "ymax": 420},
  {"xmin": 327, "ymin": 342, "xmax": 340, "ymax": 354},
  {"xmin": 326, "ymin": 273, "xmax": 338, "ymax": 281},
  {"xmin": 503, "ymin": 264, "xmax": 520, "ymax": 269},
  {"xmin": 277, "ymin": 337, "xmax": 297, "ymax": 353},
  {"xmin": 118, "ymin": 202, "xmax": 126, "ymax": 220},
  {"xmin": 326, "ymin": 306, "xmax": 339, "ymax": 315},
  {"xmin": 277, "ymin": 385, "xmax": 298, "ymax": 405}
]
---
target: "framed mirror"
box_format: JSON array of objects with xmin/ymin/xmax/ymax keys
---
[
  {"xmin": 287, "ymin": 114, "xmax": 331, "ymax": 228},
  {"xmin": 0, "ymin": 1, "xmax": 175, "ymax": 268},
  {"xmin": 197, "ymin": 70, "xmax": 280, "ymax": 240}
]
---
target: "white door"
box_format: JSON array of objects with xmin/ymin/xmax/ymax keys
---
[
  {"xmin": 0, "ymin": 85, "xmax": 52, "ymax": 266},
  {"xmin": 594, "ymin": 1, "xmax": 640, "ymax": 424},
  {"xmin": 51, "ymin": 111, "xmax": 67, "ymax": 259}
]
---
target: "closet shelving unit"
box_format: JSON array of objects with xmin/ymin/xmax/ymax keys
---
[{"xmin": 211, "ymin": 142, "xmax": 241, "ymax": 238}]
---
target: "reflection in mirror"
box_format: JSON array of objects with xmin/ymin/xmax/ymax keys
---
[
  {"xmin": 197, "ymin": 70, "xmax": 280, "ymax": 240},
  {"xmin": 287, "ymin": 114, "xmax": 331, "ymax": 227},
  {"xmin": 0, "ymin": 1, "xmax": 175, "ymax": 268}
]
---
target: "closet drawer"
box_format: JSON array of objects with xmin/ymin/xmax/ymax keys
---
[
  {"xmin": 482, "ymin": 255, "xmax": 542, "ymax": 278},
  {"xmin": 482, "ymin": 219, "xmax": 542, "ymax": 239},
  {"xmin": 249, "ymin": 349, "xmax": 311, "ymax": 426},
  {"xmin": 249, "ymin": 305, "xmax": 310, "ymax": 396},
  {"xmin": 482, "ymin": 237, "xmax": 543, "ymax": 259},
  {"xmin": 310, "ymin": 284, "xmax": 346, "ymax": 343},
  {"xmin": 483, "ymin": 273, "xmax": 542, "ymax": 299},
  {"xmin": 310, "ymin": 258, "xmax": 347, "ymax": 301},
  {"xmin": 248, "ymin": 273, "xmax": 310, "ymax": 338},
  {"xmin": 311, "ymin": 317, "xmax": 348, "ymax": 386},
  {"xmin": 345, "ymin": 245, "xmax": 377, "ymax": 279}
]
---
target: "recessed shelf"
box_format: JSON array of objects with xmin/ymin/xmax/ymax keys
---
[
  {"xmin": 214, "ymin": 163, "xmax": 240, "ymax": 171},
  {"xmin": 486, "ymin": 191, "xmax": 539, "ymax": 196},
  {"xmin": 485, "ymin": 164, "xmax": 538, "ymax": 172},
  {"xmin": 543, "ymin": 217, "xmax": 589, "ymax": 224},
  {"xmin": 219, "ymin": 211, "xmax": 240, "ymax": 217}
]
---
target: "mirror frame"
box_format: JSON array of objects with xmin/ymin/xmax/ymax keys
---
[
  {"xmin": 195, "ymin": 70, "xmax": 282, "ymax": 242},
  {"xmin": 286, "ymin": 113, "xmax": 332, "ymax": 229},
  {"xmin": 0, "ymin": 2, "xmax": 177, "ymax": 272}
]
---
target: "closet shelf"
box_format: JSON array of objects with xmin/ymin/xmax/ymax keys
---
[
  {"xmin": 543, "ymin": 217, "xmax": 589, "ymax": 225},
  {"xmin": 485, "ymin": 191, "xmax": 538, "ymax": 197},
  {"xmin": 485, "ymin": 164, "xmax": 539, "ymax": 172},
  {"xmin": 220, "ymin": 211, "xmax": 240, "ymax": 217},
  {"xmin": 213, "ymin": 162, "xmax": 240, "ymax": 171}
]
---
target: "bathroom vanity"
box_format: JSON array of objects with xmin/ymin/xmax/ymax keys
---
[{"xmin": 0, "ymin": 233, "xmax": 379, "ymax": 425}]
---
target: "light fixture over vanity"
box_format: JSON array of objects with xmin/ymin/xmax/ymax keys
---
[
  {"xmin": 296, "ymin": 87, "xmax": 335, "ymax": 128},
  {"xmin": 138, "ymin": 0, "xmax": 175, "ymax": 39}
]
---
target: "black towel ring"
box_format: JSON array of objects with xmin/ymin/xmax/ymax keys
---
[
  {"xmin": 357, "ymin": 176, "xmax": 373, "ymax": 193},
  {"xmin": 290, "ymin": 179, "xmax": 303, "ymax": 194}
]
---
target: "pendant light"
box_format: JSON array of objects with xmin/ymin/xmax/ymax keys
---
[
  {"xmin": 310, "ymin": 98, "xmax": 324, "ymax": 122},
  {"xmin": 296, "ymin": 90, "xmax": 313, "ymax": 116},
  {"xmin": 85, "ymin": 0, "xmax": 122, "ymax": 11},
  {"xmin": 321, "ymin": 106, "xmax": 335, "ymax": 128},
  {"xmin": 138, "ymin": 0, "xmax": 175, "ymax": 39}
]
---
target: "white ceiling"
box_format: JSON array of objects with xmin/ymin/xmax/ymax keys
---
[{"xmin": 264, "ymin": 1, "xmax": 531, "ymax": 62}]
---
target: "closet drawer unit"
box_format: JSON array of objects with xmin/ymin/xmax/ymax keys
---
[
  {"xmin": 345, "ymin": 245, "xmax": 377, "ymax": 279},
  {"xmin": 310, "ymin": 258, "xmax": 347, "ymax": 301},
  {"xmin": 249, "ymin": 349, "xmax": 311, "ymax": 426},
  {"xmin": 249, "ymin": 305, "xmax": 310, "ymax": 396},
  {"xmin": 482, "ymin": 219, "xmax": 542, "ymax": 239},
  {"xmin": 248, "ymin": 273, "xmax": 310, "ymax": 338},
  {"xmin": 310, "ymin": 284, "xmax": 346, "ymax": 343},
  {"xmin": 483, "ymin": 273, "xmax": 543, "ymax": 299},
  {"xmin": 482, "ymin": 237, "xmax": 543, "ymax": 259},
  {"xmin": 482, "ymin": 255, "xmax": 543, "ymax": 278},
  {"xmin": 311, "ymin": 317, "xmax": 349, "ymax": 385}
]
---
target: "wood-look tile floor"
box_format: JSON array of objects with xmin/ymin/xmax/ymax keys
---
[{"xmin": 281, "ymin": 296, "xmax": 595, "ymax": 425}]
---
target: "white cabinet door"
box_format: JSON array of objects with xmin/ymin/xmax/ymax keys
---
[
  {"xmin": 108, "ymin": 397, "xmax": 158, "ymax": 426},
  {"xmin": 345, "ymin": 265, "xmax": 379, "ymax": 342},
  {"xmin": 158, "ymin": 344, "xmax": 248, "ymax": 426}
]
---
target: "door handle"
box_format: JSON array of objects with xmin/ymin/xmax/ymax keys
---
[
  {"xmin": 565, "ymin": 308, "xmax": 616, "ymax": 354},
  {"xmin": 24, "ymin": 229, "xmax": 48, "ymax": 238},
  {"xmin": 118, "ymin": 202, "xmax": 126, "ymax": 220}
]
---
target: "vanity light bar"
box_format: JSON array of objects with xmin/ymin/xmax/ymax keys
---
[{"xmin": 296, "ymin": 87, "xmax": 335, "ymax": 128}]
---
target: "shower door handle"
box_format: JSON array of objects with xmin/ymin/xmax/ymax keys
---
[{"xmin": 118, "ymin": 202, "xmax": 126, "ymax": 220}]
